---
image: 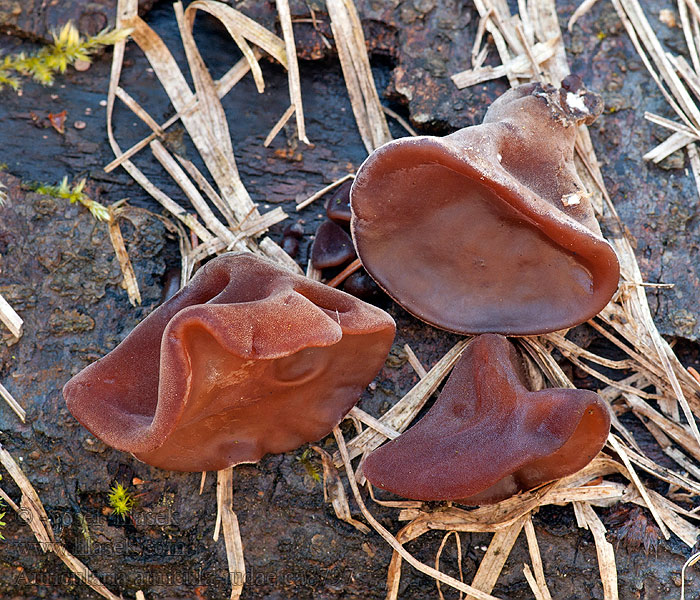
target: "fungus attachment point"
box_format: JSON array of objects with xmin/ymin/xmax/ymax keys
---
[
  {"xmin": 63, "ymin": 253, "xmax": 395, "ymax": 471},
  {"xmin": 362, "ymin": 334, "xmax": 611, "ymax": 505},
  {"xmin": 351, "ymin": 77, "xmax": 619, "ymax": 335}
]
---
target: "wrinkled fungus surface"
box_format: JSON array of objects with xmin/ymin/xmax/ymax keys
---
[
  {"xmin": 63, "ymin": 253, "xmax": 395, "ymax": 471},
  {"xmin": 351, "ymin": 76, "xmax": 620, "ymax": 335},
  {"xmin": 363, "ymin": 334, "xmax": 611, "ymax": 504}
]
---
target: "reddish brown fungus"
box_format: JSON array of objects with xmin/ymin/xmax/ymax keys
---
[
  {"xmin": 310, "ymin": 219, "xmax": 356, "ymax": 269},
  {"xmin": 325, "ymin": 179, "xmax": 353, "ymax": 224},
  {"xmin": 63, "ymin": 253, "xmax": 395, "ymax": 472},
  {"xmin": 351, "ymin": 76, "xmax": 620, "ymax": 335},
  {"xmin": 362, "ymin": 334, "xmax": 611, "ymax": 505}
]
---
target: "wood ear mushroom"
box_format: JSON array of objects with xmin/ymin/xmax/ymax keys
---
[
  {"xmin": 63, "ymin": 253, "xmax": 395, "ymax": 472},
  {"xmin": 350, "ymin": 76, "xmax": 619, "ymax": 335},
  {"xmin": 362, "ymin": 334, "xmax": 611, "ymax": 504}
]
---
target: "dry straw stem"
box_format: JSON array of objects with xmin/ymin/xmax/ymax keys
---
[
  {"xmin": 578, "ymin": 502, "xmax": 618, "ymax": 600},
  {"xmin": 434, "ymin": 531, "xmax": 465, "ymax": 600},
  {"xmin": 108, "ymin": 204, "xmax": 142, "ymax": 306},
  {"xmin": 0, "ymin": 293, "xmax": 23, "ymax": 339},
  {"xmin": 451, "ymin": 36, "xmax": 559, "ymax": 88},
  {"xmin": 332, "ymin": 338, "xmax": 471, "ymax": 467},
  {"xmin": 312, "ymin": 445, "xmax": 370, "ymax": 533},
  {"xmin": 296, "ymin": 173, "xmax": 354, "ymax": 211},
  {"xmin": 275, "ymin": 0, "xmax": 309, "ymax": 144},
  {"xmin": 326, "ymin": 0, "xmax": 391, "ymax": 154},
  {"xmin": 108, "ymin": 0, "xmax": 300, "ymax": 276},
  {"xmin": 570, "ymin": 0, "xmax": 700, "ymax": 200},
  {"xmin": 214, "ymin": 468, "xmax": 246, "ymax": 600},
  {"xmin": 0, "ymin": 382, "xmax": 25, "ymax": 422}
]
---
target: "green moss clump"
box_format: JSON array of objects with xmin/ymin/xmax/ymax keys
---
[{"xmin": 0, "ymin": 22, "xmax": 131, "ymax": 92}]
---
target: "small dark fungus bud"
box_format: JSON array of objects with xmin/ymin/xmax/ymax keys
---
[
  {"xmin": 282, "ymin": 236, "xmax": 300, "ymax": 259},
  {"xmin": 310, "ymin": 220, "xmax": 356, "ymax": 270},
  {"xmin": 342, "ymin": 269, "xmax": 382, "ymax": 301},
  {"xmin": 325, "ymin": 179, "xmax": 353, "ymax": 225},
  {"xmin": 283, "ymin": 222, "xmax": 305, "ymax": 239}
]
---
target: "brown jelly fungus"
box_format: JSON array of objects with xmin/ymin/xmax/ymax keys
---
[
  {"xmin": 351, "ymin": 77, "xmax": 620, "ymax": 335},
  {"xmin": 310, "ymin": 220, "xmax": 356, "ymax": 270},
  {"xmin": 325, "ymin": 179, "xmax": 353, "ymax": 224},
  {"xmin": 362, "ymin": 334, "xmax": 611, "ymax": 505},
  {"xmin": 343, "ymin": 269, "xmax": 382, "ymax": 301},
  {"xmin": 63, "ymin": 253, "xmax": 395, "ymax": 472}
]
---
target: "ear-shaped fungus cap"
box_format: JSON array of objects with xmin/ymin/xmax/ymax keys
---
[
  {"xmin": 351, "ymin": 76, "xmax": 619, "ymax": 335},
  {"xmin": 63, "ymin": 253, "xmax": 395, "ymax": 472},
  {"xmin": 362, "ymin": 334, "xmax": 610, "ymax": 505}
]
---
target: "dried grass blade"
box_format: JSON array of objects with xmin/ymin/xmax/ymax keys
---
[
  {"xmin": 523, "ymin": 563, "xmax": 547, "ymax": 600},
  {"xmin": 403, "ymin": 344, "xmax": 428, "ymax": 378},
  {"xmin": 435, "ymin": 531, "xmax": 464, "ymax": 600},
  {"xmin": 642, "ymin": 489, "xmax": 700, "ymax": 547},
  {"xmin": 186, "ymin": 0, "xmax": 287, "ymax": 67},
  {"xmin": 624, "ymin": 445, "xmax": 700, "ymax": 495},
  {"xmin": 0, "ymin": 442, "xmax": 122, "ymax": 600},
  {"xmin": 466, "ymin": 515, "xmax": 527, "ymax": 600},
  {"xmin": 578, "ymin": 503, "xmax": 618, "ymax": 600},
  {"xmin": 568, "ymin": 0, "xmax": 602, "ymax": 30},
  {"xmin": 176, "ymin": 2, "xmax": 257, "ymax": 220},
  {"xmin": 175, "ymin": 154, "xmax": 237, "ymax": 227},
  {"xmin": 334, "ymin": 338, "xmax": 470, "ymax": 465},
  {"xmin": 313, "ymin": 445, "xmax": 370, "ymax": 533},
  {"xmin": 682, "ymin": 552, "xmax": 700, "ymax": 600},
  {"xmin": 150, "ymin": 139, "xmax": 234, "ymax": 244},
  {"xmin": 276, "ymin": 0, "xmax": 309, "ymax": 143},
  {"xmin": 216, "ymin": 467, "xmax": 245, "ymax": 600},
  {"xmin": 0, "ymin": 381, "xmax": 25, "ymax": 422},
  {"xmin": 382, "ymin": 105, "xmax": 418, "ymax": 136},
  {"xmin": 687, "ymin": 142, "xmax": 700, "ymax": 200},
  {"xmin": 105, "ymin": 52, "xmax": 256, "ymax": 174},
  {"xmin": 326, "ymin": 0, "xmax": 391, "ymax": 153},
  {"xmin": 349, "ymin": 406, "xmax": 400, "ymax": 439},
  {"xmin": 452, "ymin": 37, "xmax": 558, "ymax": 88},
  {"xmin": 608, "ymin": 435, "xmax": 670, "ymax": 539},
  {"xmin": 625, "ymin": 393, "xmax": 700, "ymax": 463},
  {"xmin": 107, "ymin": 210, "xmax": 142, "ymax": 306},
  {"xmin": 613, "ymin": 0, "xmax": 700, "ymax": 131},
  {"xmin": 524, "ymin": 517, "xmax": 553, "ymax": 600},
  {"xmin": 333, "ymin": 428, "xmax": 503, "ymax": 600},
  {"xmin": 643, "ymin": 131, "xmax": 695, "ymax": 163},
  {"xmin": 263, "ymin": 104, "xmax": 296, "ymax": 147},
  {"xmin": 0, "ymin": 293, "xmax": 23, "ymax": 338},
  {"xmin": 679, "ymin": 0, "xmax": 700, "ymax": 73},
  {"xmin": 296, "ymin": 173, "xmax": 354, "ymax": 211},
  {"xmin": 472, "ymin": 0, "xmax": 519, "ymax": 85},
  {"xmin": 115, "ymin": 86, "xmax": 162, "ymax": 133}
]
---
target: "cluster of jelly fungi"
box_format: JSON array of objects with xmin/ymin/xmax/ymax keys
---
[{"xmin": 64, "ymin": 78, "xmax": 616, "ymax": 507}]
